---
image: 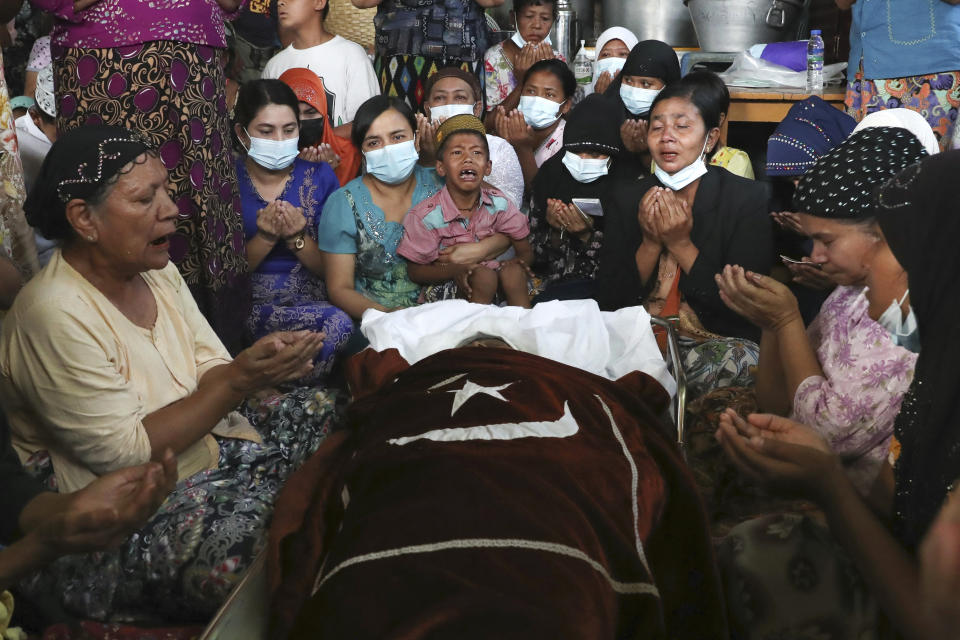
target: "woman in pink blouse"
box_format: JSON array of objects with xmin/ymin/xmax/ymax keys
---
[
  {"xmin": 717, "ymin": 127, "xmax": 927, "ymax": 497},
  {"xmin": 31, "ymin": 0, "xmax": 250, "ymax": 351}
]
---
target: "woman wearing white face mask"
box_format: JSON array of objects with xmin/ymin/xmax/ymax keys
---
[
  {"xmin": 715, "ymin": 127, "xmax": 927, "ymax": 498},
  {"xmin": 483, "ymin": 0, "xmax": 562, "ymax": 123},
  {"xmin": 589, "ymin": 27, "xmax": 638, "ymax": 96},
  {"xmin": 495, "ymin": 58, "xmax": 574, "ymax": 185},
  {"xmin": 603, "ymin": 40, "xmax": 679, "ymax": 161},
  {"xmin": 529, "ymin": 94, "xmax": 625, "ymax": 302},
  {"xmin": 420, "ymin": 67, "xmax": 524, "ymax": 207},
  {"xmin": 234, "ymin": 80, "xmax": 353, "ymax": 381},
  {"xmin": 318, "ymin": 95, "xmax": 509, "ymax": 320},
  {"xmin": 598, "ymin": 76, "xmax": 774, "ymax": 397}
]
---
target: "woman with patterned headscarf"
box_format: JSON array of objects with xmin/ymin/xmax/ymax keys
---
[
  {"xmin": 1, "ymin": 125, "xmax": 340, "ymax": 622},
  {"xmin": 718, "ymin": 127, "xmax": 927, "ymax": 498},
  {"xmin": 715, "ymin": 149, "xmax": 960, "ymax": 640}
]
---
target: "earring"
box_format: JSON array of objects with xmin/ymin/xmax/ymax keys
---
[{"xmin": 87, "ymin": 235, "xmax": 95, "ymax": 242}]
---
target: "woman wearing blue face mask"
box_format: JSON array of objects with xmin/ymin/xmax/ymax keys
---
[
  {"xmin": 495, "ymin": 58, "xmax": 575, "ymax": 185},
  {"xmin": 598, "ymin": 75, "xmax": 774, "ymax": 398},
  {"xmin": 234, "ymin": 79, "xmax": 353, "ymax": 382},
  {"xmin": 529, "ymin": 94, "xmax": 625, "ymax": 302},
  {"xmin": 318, "ymin": 96, "xmax": 512, "ymax": 320},
  {"xmin": 604, "ymin": 40, "xmax": 680, "ymax": 161}
]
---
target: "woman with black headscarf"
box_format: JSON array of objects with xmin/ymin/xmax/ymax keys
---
[
  {"xmin": 604, "ymin": 39, "xmax": 680, "ymax": 162},
  {"xmin": 0, "ymin": 125, "xmax": 340, "ymax": 623},
  {"xmin": 715, "ymin": 150, "xmax": 960, "ymax": 640},
  {"xmin": 529, "ymin": 93, "xmax": 625, "ymax": 301}
]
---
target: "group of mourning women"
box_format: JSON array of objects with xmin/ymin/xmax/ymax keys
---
[{"xmin": 1, "ymin": 16, "xmax": 959, "ymax": 639}]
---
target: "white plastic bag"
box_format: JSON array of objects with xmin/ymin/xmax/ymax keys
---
[{"xmin": 718, "ymin": 51, "xmax": 846, "ymax": 88}]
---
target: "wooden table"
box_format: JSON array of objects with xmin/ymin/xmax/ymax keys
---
[{"xmin": 722, "ymin": 86, "xmax": 846, "ymax": 139}]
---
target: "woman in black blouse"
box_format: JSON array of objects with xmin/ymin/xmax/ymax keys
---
[{"xmin": 597, "ymin": 74, "xmax": 773, "ymax": 395}]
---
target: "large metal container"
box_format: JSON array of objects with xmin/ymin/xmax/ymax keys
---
[
  {"xmin": 549, "ymin": 0, "xmax": 579, "ymax": 63},
  {"xmin": 686, "ymin": 0, "xmax": 802, "ymax": 52},
  {"xmin": 602, "ymin": 0, "xmax": 699, "ymax": 48}
]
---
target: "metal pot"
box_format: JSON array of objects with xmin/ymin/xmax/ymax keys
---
[
  {"xmin": 601, "ymin": 0, "xmax": 699, "ymax": 48},
  {"xmin": 686, "ymin": 0, "xmax": 805, "ymax": 52}
]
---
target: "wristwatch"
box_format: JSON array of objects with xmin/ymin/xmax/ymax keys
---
[{"xmin": 288, "ymin": 232, "xmax": 306, "ymax": 252}]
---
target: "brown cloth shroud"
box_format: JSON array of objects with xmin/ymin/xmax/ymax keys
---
[{"xmin": 268, "ymin": 347, "xmax": 727, "ymax": 639}]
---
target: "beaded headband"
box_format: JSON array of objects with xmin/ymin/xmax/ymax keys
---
[{"xmin": 56, "ymin": 131, "xmax": 155, "ymax": 203}]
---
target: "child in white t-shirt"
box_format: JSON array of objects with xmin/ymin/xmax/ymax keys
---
[{"xmin": 263, "ymin": 0, "xmax": 380, "ymax": 136}]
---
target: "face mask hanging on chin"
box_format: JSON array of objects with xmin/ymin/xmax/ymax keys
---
[
  {"xmin": 877, "ymin": 289, "xmax": 920, "ymax": 353},
  {"xmin": 654, "ymin": 135, "xmax": 710, "ymax": 191},
  {"xmin": 511, "ymin": 17, "xmax": 553, "ymax": 49}
]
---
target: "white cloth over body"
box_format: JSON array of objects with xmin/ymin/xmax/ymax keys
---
[{"xmin": 361, "ymin": 299, "xmax": 676, "ymax": 397}]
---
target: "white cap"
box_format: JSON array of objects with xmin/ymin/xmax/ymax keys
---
[{"xmin": 35, "ymin": 66, "xmax": 56, "ymax": 119}]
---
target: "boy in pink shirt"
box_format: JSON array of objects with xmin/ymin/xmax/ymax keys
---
[{"xmin": 399, "ymin": 115, "xmax": 533, "ymax": 308}]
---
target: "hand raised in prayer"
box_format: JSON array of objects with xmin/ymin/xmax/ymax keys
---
[
  {"xmin": 275, "ymin": 201, "xmax": 307, "ymax": 238},
  {"xmin": 594, "ymin": 70, "xmax": 617, "ymax": 95},
  {"xmin": 496, "ymin": 107, "xmax": 536, "ymax": 150},
  {"xmin": 715, "ymin": 264, "xmax": 801, "ymax": 331},
  {"xmin": 415, "ymin": 113, "xmax": 439, "ymax": 159},
  {"xmin": 637, "ymin": 186, "xmax": 663, "ymax": 247},
  {"xmin": 229, "ymin": 330, "xmax": 324, "ymax": 394},
  {"xmin": 715, "ymin": 409, "xmax": 841, "ymax": 502},
  {"xmin": 620, "ymin": 119, "xmax": 649, "ymax": 154},
  {"xmin": 770, "ymin": 211, "xmax": 805, "ymax": 235},
  {"xmin": 38, "ymin": 449, "xmax": 177, "ymax": 555},
  {"xmin": 784, "ymin": 258, "xmax": 834, "ymax": 290},
  {"xmin": 546, "ymin": 199, "xmax": 591, "ymax": 235},
  {"xmin": 256, "ymin": 201, "xmax": 284, "ymax": 240},
  {"xmin": 652, "ymin": 188, "xmax": 693, "ymax": 250},
  {"xmin": 300, "ymin": 143, "xmax": 341, "ymax": 170},
  {"xmin": 514, "ymin": 42, "xmax": 553, "ymax": 81}
]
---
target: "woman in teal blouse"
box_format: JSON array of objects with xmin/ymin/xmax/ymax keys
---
[{"xmin": 319, "ymin": 96, "xmax": 507, "ymax": 319}]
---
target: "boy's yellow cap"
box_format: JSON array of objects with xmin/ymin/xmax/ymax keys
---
[{"xmin": 435, "ymin": 114, "xmax": 486, "ymax": 149}]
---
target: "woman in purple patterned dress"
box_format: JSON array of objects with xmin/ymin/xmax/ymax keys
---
[
  {"xmin": 30, "ymin": 0, "xmax": 251, "ymax": 351},
  {"xmin": 717, "ymin": 128, "xmax": 925, "ymax": 497}
]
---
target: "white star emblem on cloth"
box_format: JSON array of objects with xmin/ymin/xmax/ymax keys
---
[{"xmin": 448, "ymin": 381, "xmax": 513, "ymax": 416}]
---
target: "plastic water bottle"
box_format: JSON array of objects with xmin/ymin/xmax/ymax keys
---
[
  {"xmin": 806, "ymin": 29, "xmax": 824, "ymax": 94},
  {"xmin": 573, "ymin": 40, "xmax": 592, "ymax": 86}
]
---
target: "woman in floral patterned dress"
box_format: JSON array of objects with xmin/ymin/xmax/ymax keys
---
[{"xmin": 717, "ymin": 127, "xmax": 926, "ymax": 496}]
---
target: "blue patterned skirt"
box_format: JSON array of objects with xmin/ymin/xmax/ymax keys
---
[{"xmin": 18, "ymin": 386, "xmax": 343, "ymax": 624}]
